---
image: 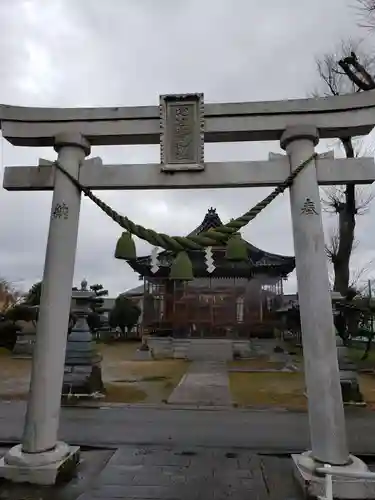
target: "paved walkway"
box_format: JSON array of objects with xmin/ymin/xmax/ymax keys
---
[
  {"xmin": 2, "ymin": 407, "xmax": 375, "ymax": 499},
  {"xmin": 167, "ymin": 361, "xmax": 232, "ymax": 406},
  {"xmin": 2, "ymin": 402, "xmax": 375, "ymax": 454},
  {"xmin": 76, "ymin": 446, "xmax": 300, "ymax": 500},
  {"xmin": 0, "ymin": 445, "xmax": 302, "ymax": 500},
  {"xmin": 2, "ymin": 445, "xmax": 372, "ymax": 500}
]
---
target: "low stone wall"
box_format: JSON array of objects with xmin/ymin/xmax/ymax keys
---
[{"xmin": 145, "ymin": 337, "xmax": 276, "ymax": 361}]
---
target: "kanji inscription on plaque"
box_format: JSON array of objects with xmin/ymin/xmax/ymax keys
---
[
  {"xmin": 52, "ymin": 201, "xmax": 69, "ymax": 220},
  {"xmin": 160, "ymin": 93, "xmax": 204, "ymax": 171},
  {"xmin": 301, "ymin": 198, "xmax": 318, "ymax": 215}
]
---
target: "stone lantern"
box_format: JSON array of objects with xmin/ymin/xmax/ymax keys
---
[{"xmin": 62, "ymin": 280, "xmax": 104, "ymax": 398}]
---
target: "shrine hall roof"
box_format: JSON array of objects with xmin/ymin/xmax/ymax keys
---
[{"xmin": 128, "ymin": 207, "xmax": 295, "ymax": 278}]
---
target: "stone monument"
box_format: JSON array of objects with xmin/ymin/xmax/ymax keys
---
[
  {"xmin": 336, "ymin": 335, "xmax": 364, "ymax": 404},
  {"xmin": 11, "ymin": 306, "xmax": 39, "ymax": 358},
  {"xmin": 12, "ymin": 330, "xmax": 36, "ymax": 358},
  {"xmin": 332, "ymin": 292, "xmax": 364, "ymax": 404},
  {"xmin": 62, "ymin": 280, "xmax": 104, "ymax": 398}
]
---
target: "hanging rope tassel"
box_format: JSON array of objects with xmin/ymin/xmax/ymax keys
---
[
  {"xmin": 114, "ymin": 231, "xmax": 137, "ymax": 260},
  {"xmin": 169, "ymin": 251, "xmax": 194, "ymax": 281},
  {"xmin": 225, "ymin": 232, "xmax": 248, "ymax": 261}
]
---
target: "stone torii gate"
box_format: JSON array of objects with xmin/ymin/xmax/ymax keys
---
[{"xmin": 1, "ymin": 92, "xmax": 375, "ymax": 496}]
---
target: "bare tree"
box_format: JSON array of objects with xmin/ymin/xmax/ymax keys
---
[
  {"xmin": 350, "ymin": 260, "xmax": 375, "ymax": 291},
  {"xmin": 323, "ymin": 172, "xmax": 374, "ymax": 293},
  {"xmin": 314, "ymin": 41, "xmax": 375, "ymax": 295},
  {"xmin": 326, "ymin": 232, "xmax": 375, "ymax": 291},
  {"xmin": 0, "ymin": 278, "xmax": 22, "ymax": 313},
  {"xmin": 314, "ymin": 42, "xmax": 367, "ymax": 96},
  {"xmin": 356, "ymin": 0, "xmax": 375, "ymax": 30}
]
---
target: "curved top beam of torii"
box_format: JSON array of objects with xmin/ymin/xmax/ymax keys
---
[{"xmin": 1, "ymin": 90, "xmax": 375, "ymax": 147}]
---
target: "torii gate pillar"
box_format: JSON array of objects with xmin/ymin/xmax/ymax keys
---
[
  {"xmin": 0, "ymin": 132, "xmax": 90, "ymax": 485},
  {"xmin": 282, "ymin": 125, "xmax": 348, "ymax": 465},
  {"xmin": 281, "ymin": 126, "xmax": 370, "ymax": 498}
]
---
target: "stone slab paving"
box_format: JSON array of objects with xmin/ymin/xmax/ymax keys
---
[
  {"xmin": 78, "ymin": 445, "xmax": 302, "ymax": 500},
  {"xmin": 0, "ymin": 445, "xmax": 305, "ymax": 499},
  {"xmin": 1, "ymin": 444, "xmax": 375, "ymax": 500},
  {"xmin": 167, "ymin": 362, "xmax": 232, "ymax": 406}
]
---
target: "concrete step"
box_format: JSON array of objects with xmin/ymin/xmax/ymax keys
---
[
  {"xmin": 146, "ymin": 337, "xmax": 239, "ymax": 361},
  {"xmin": 187, "ymin": 341, "xmax": 233, "ymax": 361}
]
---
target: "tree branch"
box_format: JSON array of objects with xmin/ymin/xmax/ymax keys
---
[
  {"xmin": 338, "ymin": 52, "xmax": 375, "ymax": 90},
  {"xmin": 356, "ymin": 0, "xmax": 375, "ymax": 29}
]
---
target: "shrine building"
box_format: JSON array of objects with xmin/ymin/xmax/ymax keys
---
[{"xmin": 128, "ymin": 208, "xmax": 295, "ymax": 338}]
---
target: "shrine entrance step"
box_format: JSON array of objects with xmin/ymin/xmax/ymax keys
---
[
  {"xmin": 146, "ymin": 337, "xmax": 252, "ymax": 360},
  {"xmin": 187, "ymin": 339, "xmax": 233, "ymax": 361}
]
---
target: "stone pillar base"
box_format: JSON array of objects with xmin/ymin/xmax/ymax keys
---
[
  {"xmin": 62, "ymin": 363, "xmax": 104, "ymax": 397},
  {"xmin": 0, "ymin": 442, "xmax": 80, "ymax": 485},
  {"xmin": 292, "ymin": 451, "xmax": 375, "ymax": 499}
]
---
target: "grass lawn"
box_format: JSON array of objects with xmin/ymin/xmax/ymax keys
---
[
  {"xmin": 102, "ymin": 383, "xmax": 148, "ymax": 403},
  {"xmin": 98, "ymin": 341, "xmax": 141, "ymax": 361},
  {"xmin": 0, "ymin": 342, "xmax": 189, "ymax": 404},
  {"xmin": 99, "ymin": 342, "xmax": 189, "ymax": 403},
  {"xmin": 0, "ymin": 348, "xmax": 31, "ymax": 399},
  {"xmin": 228, "ymin": 358, "xmax": 285, "ymax": 371},
  {"xmin": 103, "ymin": 358, "xmax": 190, "ymax": 404},
  {"xmin": 348, "ymin": 346, "xmax": 375, "ymax": 366},
  {"xmin": 358, "ymin": 374, "xmax": 375, "ymax": 409},
  {"xmin": 229, "ymin": 371, "xmax": 307, "ymax": 410}
]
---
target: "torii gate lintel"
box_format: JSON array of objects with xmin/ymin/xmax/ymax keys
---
[
  {"xmin": 1, "ymin": 88, "xmax": 375, "ymax": 146},
  {"xmin": 3, "ymin": 156, "xmax": 375, "ymax": 191}
]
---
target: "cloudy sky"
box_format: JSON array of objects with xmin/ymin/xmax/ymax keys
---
[{"xmin": 0, "ymin": 0, "xmax": 374, "ymax": 297}]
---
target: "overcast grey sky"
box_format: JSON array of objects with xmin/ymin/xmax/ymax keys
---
[{"xmin": 0, "ymin": 0, "xmax": 374, "ymax": 297}]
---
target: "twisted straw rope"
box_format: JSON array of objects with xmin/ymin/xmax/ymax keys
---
[{"xmin": 54, "ymin": 153, "xmax": 317, "ymax": 252}]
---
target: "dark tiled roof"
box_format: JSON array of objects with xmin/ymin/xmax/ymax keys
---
[
  {"xmin": 188, "ymin": 207, "xmax": 223, "ymax": 236},
  {"xmin": 123, "ymin": 284, "xmax": 144, "ymax": 296},
  {"xmin": 188, "ymin": 207, "xmax": 295, "ymax": 268}
]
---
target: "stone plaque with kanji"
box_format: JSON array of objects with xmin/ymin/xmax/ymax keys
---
[{"xmin": 160, "ymin": 93, "xmax": 204, "ymax": 170}]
